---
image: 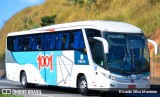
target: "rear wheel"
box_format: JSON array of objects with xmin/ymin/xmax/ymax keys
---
[
  {"xmin": 78, "ymin": 75, "xmax": 89, "ymax": 96},
  {"xmin": 20, "ymin": 72, "xmax": 34, "ymax": 88}
]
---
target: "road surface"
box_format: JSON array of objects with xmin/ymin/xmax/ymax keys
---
[{"xmin": 0, "ymin": 78, "xmax": 160, "ymax": 97}]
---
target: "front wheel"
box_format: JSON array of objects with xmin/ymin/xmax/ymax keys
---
[{"xmin": 78, "ymin": 75, "xmax": 89, "ymax": 96}]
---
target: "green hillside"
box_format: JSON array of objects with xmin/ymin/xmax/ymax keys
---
[{"xmin": 0, "ymin": 0, "xmax": 160, "ymax": 59}]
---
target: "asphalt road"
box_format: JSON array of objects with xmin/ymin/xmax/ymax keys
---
[{"xmin": 0, "ymin": 78, "xmax": 160, "ymax": 97}]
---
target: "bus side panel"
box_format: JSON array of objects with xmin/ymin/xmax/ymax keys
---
[
  {"xmin": 11, "ymin": 51, "xmax": 46, "ymax": 85},
  {"xmin": 44, "ymin": 51, "xmax": 62, "ymax": 85},
  {"xmin": 55, "ymin": 50, "xmax": 91, "ymax": 88},
  {"xmin": 56, "ymin": 51, "xmax": 74, "ymax": 87},
  {"xmin": 69, "ymin": 50, "xmax": 91, "ymax": 88},
  {"xmin": 6, "ymin": 49, "xmax": 20, "ymax": 81},
  {"xmin": 6, "ymin": 63, "xmax": 20, "ymax": 81}
]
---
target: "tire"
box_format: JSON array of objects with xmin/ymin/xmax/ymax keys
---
[
  {"xmin": 20, "ymin": 72, "xmax": 34, "ymax": 88},
  {"xmin": 115, "ymin": 91, "xmax": 125, "ymax": 96},
  {"xmin": 78, "ymin": 75, "xmax": 89, "ymax": 96}
]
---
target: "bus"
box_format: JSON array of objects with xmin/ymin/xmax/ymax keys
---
[{"xmin": 5, "ymin": 20, "xmax": 158, "ymax": 95}]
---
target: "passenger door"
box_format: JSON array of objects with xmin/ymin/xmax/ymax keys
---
[{"xmin": 93, "ymin": 42, "xmax": 105, "ymax": 88}]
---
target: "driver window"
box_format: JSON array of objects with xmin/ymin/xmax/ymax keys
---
[{"xmin": 85, "ymin": 29, "xmax": 104, "ymax": 66}]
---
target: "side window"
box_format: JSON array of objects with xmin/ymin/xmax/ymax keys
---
[
  {"xmin": 10, "ymin": 34, "xmax": 44, "ymax": 51},
  {"xmin": 85, "ymin": 29, "xmax": 101, "ymax": 39},
  {"xmin": 50, "ymin": 34, "xmax": 56, "ymax": 50},
  {"xmin": 73, "ymin": 30, "xmax": 85, "ymax": 50},
  {"xmin": 13, "ymin": 35, "xmax": 32, "ymax": 51},
  {"xmin": 85, "ymin": 29, "xmax": 104, "ymax": 66},
  {"xmin": 14, "ymin": 37, "xmax": 19, "ymax": 51},
  {"xmin": 70, "ymin": 32, "xmax": 74, "ymax": 49},
  {"xmin": 85, "ymin": 29, "xmax": 101, "ymax": 54},
  {"xmin": 13, "ymin": 36, "xmax": 28, "ymax": 51},
  {"xmin": 44, "ymin": 34, "xmax": 51, "ymax": 50},
  {"xmin": 93, "ymin": 41, "xmax": 104, "ymax": 67},
  {"xmin": 7, "ymin": 36, "xmax": 14, "ymax": 51},
  {"xmin": 32, "ymin": 35, "xmax": 37, "ymax": 50},
  {"xmin": 44, "ymin": 29, "xmax": 85, "ymax": 51},
  {"xmin": 37, "ymin": 35, "xmax": 43, "ymax": 50},
  {"xmin": 23, "ymin": 36, "xmax": 30, "ymax": 51},
  {"xmin": 32, "ymin": 35, "xmax": 43, "ymax": 51},
  {"xmin": 18, "ymin": 36, "xmax": 24, "ymax": 51},
  {"xmin": 44, "ymin": 32, "xmax": 71, "ymax": 51},
  {"xmin": 56, "ymin": 33, "xmax": 63, "ymax": 50},
  {"xmin": 62, "ymin": 32, "xmax": 70, "ymax": 50}
]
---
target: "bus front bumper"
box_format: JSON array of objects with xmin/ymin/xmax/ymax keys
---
[{"xmin": 102, "ymin": 79, "xmax": 150, "ymax": 92}]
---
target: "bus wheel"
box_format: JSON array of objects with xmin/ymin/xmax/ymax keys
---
[
  {"xmin": 20, "ymin": 72, "xmax": 32, "ymax": 88},
  {"xmin": 78, "ymin": 75, "xmax": 89, "ymax": 96}
]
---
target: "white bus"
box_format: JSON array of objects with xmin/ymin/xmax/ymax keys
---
[{"xmin": 5, "ymin": 20, "xmax": 158, "ymax": 95}]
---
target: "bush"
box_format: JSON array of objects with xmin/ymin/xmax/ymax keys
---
[
  {"xmin": 68, "ymin": 0, "xmax": 84, "ymax": 5},
  {"xmin": 40, "ymin": 15, "xmax": 56, "ymax": 27},
  {"xmin": 23, "ymin": 17, "xmax": 33, "ymax": 29},
  {"xmin": 148, "ymin": 0, "xmax": 160, "ymax": 5}
]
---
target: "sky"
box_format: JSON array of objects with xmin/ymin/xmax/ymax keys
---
[{"xmin": 0, "ymin": 0, "xmax": 45, "ymax": 29}]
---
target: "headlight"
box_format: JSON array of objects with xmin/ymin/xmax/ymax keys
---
[
  {"xmin": 101, "ymin": 72, "xmax": 117, "ymax": 81},
  {"xmin": 101, "ymin": 72, "xmax": 109, "ymax": 78},
  {"xmin": 109, "ymin": 75, "xmax": 117, "ymax": 81},
  {"xmin": 143, "ymin": 76, "xmax": 150, "ymax": 80}
]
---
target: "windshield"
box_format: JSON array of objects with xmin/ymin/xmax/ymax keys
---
[{"xmin": 104, "ymin": 32, "xmax": 150, "ymax": 74}]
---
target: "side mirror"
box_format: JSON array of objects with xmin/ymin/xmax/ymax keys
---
[
  {"xmin": 147, "ymin": 39, "xmax": 158, "ymax": 55},
  {"xmin": 93, "ymin": 37, "xmax": 109, "ymax": 54}
]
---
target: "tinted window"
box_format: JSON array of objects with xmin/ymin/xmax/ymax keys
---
[
  {"xmin": 7, "ymin": 36, "xmax": 14, "ymax": 51},
  {"xmin": 85, "ymin": 29, "xmax": 102, "ymax": 58},
  {"xmin": 73, "ymin": 30, "xmax": 85, "ymax": 50},
  {"xmin": 23, "ymin": 36, "xmax": 30, "ymax": 51},
  {"xmin": 8, "ymin": 29, "xmax": 86, "ymax": 52}
]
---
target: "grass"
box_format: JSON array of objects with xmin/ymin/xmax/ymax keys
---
[
  {"xmin": 0, "ymin": 0, "xmax": 160, "ymax": 61},
  {"xmin": 0, "ymin": 94, "xmax": 23, "ymax": 97}
]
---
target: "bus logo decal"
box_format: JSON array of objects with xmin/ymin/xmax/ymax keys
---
[
  {"xmin": 37, "ymin": 53, "xmax": 53, "ymax": 72},
  {"xmin": 78, "ymin": 54, "xmax": 86, "ymax": 64}
]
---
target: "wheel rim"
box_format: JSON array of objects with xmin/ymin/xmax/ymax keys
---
[
  {"xmin": 80, "ymin": 80, "xmax": 87, "ymax": 92},
  {"xmin": 21, "ymin": 75, "xmax": 26, "ymax": 86}
]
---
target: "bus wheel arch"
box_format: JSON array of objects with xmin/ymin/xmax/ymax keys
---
[
  {"xmin": 20, "ymin": 70, "xmax": 34, "ymax": 88},
  {"xmin": 76, "ymin": 73, "xmax": 89, "ymax": 96}
]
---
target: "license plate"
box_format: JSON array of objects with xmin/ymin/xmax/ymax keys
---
[{"xmin": 128, "ymin": 85, "xmax": 136, "ymax": 88}]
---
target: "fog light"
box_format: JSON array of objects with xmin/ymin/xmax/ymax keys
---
[{"xmin": 110, "ymin": 84, "xmax": 115, "ymax": 88}]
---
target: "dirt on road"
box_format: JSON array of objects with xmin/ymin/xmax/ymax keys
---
[{"xmin": 0, "ymin": 59, "xmax": 5, "ymax": 77}]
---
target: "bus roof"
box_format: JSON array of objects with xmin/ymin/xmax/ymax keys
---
[{"xmin": 7, "ymin": 20, "xmax": 142, "ymax": 36}]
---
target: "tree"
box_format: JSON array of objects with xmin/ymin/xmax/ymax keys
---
[{"xmin": 40, "ymin": 15, "xmax": 56, "ymax": 27}]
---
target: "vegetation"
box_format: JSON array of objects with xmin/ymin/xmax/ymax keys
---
[
  {"xmin": 0, "ymin": 0, "xmax": 160, "ymax": 60},
  {"xmin": 40, "ymin": 15, "xmax": 56, "ymax": 26},
  {"xmin": 0, "ymin": 94, "xmax": 23, "ymax": 97}
]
